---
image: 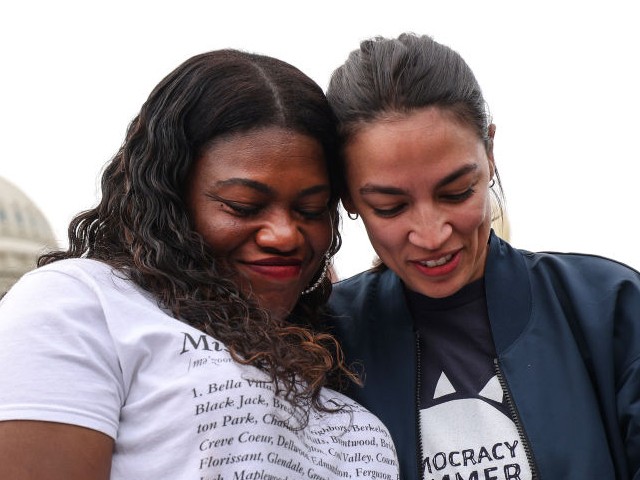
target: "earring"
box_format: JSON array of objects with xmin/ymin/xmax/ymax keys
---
[
  {"xmin": 347, "ymin": 212, "xmax": 359, "ymax": 220},
  {"xmin": 489, "ymin": 178, "xmax": 496, "ymax": 188},
  {"xmin": 301, "ymin": 252, "xmax": 331, "ymax": 295}
]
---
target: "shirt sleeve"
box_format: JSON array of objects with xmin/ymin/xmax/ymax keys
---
[{"xmin": 0, "ymin": 266, "xmax": 124, "ymax": 439}]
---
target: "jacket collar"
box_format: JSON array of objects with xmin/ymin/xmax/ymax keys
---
[
  {"xmin": 485, "ymin": 231, "xmax": 533, "ymax": 353},
  {"xmin": 374, "ymin": 231, "xmax": 533, "ymax": 353}
]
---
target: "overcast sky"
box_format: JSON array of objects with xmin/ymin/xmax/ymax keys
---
[{"xmin": 2, "ymin": 0, "xmax": 639, "ymax": 278}]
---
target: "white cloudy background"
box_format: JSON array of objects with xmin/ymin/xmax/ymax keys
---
[{"xmin": 2, "ymin": 1, "xmax": 639, "ymax": 278}]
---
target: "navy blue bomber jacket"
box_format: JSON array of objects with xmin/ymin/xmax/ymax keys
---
[{"xmin": 327, "ymin": 233, "xmax": 640, "ymax": 479}]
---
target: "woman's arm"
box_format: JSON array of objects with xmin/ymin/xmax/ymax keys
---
[{"xmin": 0, "ymin": 420, "xmax": 113, "ymax": 480}]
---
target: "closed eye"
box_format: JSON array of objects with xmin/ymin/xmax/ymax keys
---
[
  {"xmin": 207, "ymin": 194, "xmax": 261, "ymax": 217},
  {"xmin": 225, "ymin": 201, "xmax": 261, "ymax": 216},
  {"xmin": 442, "ymin": 187, "xmax": 475, "ymax": 203},
  {"xmin": 297, "ymin": 205, "xmax": 330, "ymax": 220},
  {"xmin": 372, "ymin": 204, "xmax": 407, "ymax": 218}
]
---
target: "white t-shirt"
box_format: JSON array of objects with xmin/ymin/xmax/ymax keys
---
[{"xmin": 0, "ymin": 259, "xmax": 399, "ymax": 479}]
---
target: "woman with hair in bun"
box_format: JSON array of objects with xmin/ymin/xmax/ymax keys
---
[{"xmin": 327, "ymin": 32, "xmax": 640, "ymax": 480}]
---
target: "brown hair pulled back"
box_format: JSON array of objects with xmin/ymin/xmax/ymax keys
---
[{"xmin": 327, "ymin": 33, "xmax": 504, "ymax": 213}]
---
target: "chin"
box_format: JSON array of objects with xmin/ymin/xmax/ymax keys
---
[
  {"xmin": 234, "ymin": 272, "xmax": 300, "ymax": 319},
  {"xmin": 421, "ymin": 288, "xmax": 456, "ymax": 299},
  {"xmin": 413, "ymin": 278, "xmax": 466, "ymax": 299},
  {"xmin": 258, "ymin": 295, "xmax": 299, "ymax": 321}
]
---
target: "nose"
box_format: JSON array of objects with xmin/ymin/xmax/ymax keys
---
[
  {"xmin": 407, "ymin": 204, "xmax": 452, "ymax": 250},
  {"xmin": 255, "ymin": 212, "xmax": 303, "ymax": 253}
]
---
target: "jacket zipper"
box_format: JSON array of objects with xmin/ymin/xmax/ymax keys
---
[
  {"xmin": 415, "ymin": 331, "xmax": 424, "ymax": 479},
  {"xmin": 493, "ymin": 358, "xmax": 539, "ymax": 479}
]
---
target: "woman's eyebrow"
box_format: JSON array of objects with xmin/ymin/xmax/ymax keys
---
[
  {"xmin": 215, "ymin": 178, "xmax": 272, "ymax": 194},
  {"xmin": 299, "ymin": 184, "xmax": 331, "ymax": 197},
  {"xmin": 436, "ymin": 164, "xmax": 478, "ymax": 189},
  {"xmin": 359, "ymin": 185, "xmax": 406, "ymax": 196},
  {"xmin": 215, "ymin": 179, "xmax": 330, "ymax": 198},
  {"xmin": 358, "ymin": 164, "xmax": 479, "ymax": 196}
]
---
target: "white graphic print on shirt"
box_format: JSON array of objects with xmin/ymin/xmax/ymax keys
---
[
  {"xmin": 0, "ymin": 259, "xmax": 400, "ymax": 480},
  {"xmin": 407, "ymin": 279, "xmax": 534, "ymax": 480},
  {"xmin": 419, "ymin": 371, "xmax": 532, "ymax": 480},
  {"xmin": 180, "ymin": 331, "xmax": 400, "ymax": 479}
]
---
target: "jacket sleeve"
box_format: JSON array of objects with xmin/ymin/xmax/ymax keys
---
[
  {"xmin": 525, "ymin": 251, "xmax": 640, "ymax": 478},
  {"xmin": 613, "ymin": 277, "xmax": 640, "ymax": 479}
]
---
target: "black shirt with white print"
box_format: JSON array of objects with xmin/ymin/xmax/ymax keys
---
[{"xmin": 406, "ymin": 278, "xmax": 532, "ymax": 480}]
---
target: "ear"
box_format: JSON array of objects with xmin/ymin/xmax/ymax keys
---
[{"xmin": 487, "ymin": 123, "xmax": 496, "ymax": 177}]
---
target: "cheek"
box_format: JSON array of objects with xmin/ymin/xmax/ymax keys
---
[
  {"xmin": 310, "ymin": 221, "xmax": 333, "ymax": 255},
  {"xmin": 453, "ymin": 201, "xmax": 492, "ymax": 236},
  {"xmin": 194, "ymin": 212, "xmax": 247, "ymax": 253},
  {"xmin": 361, "ymin": 216, "xmax": 404, "ymax": 256}
]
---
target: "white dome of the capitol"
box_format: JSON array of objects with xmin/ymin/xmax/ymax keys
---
[{"xmin": 0, "ymin": 176, "xmax": 58, "ymax": 294}]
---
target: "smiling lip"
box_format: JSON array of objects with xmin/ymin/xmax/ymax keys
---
[
  {"xmin": 241, "ymin": 257, "xmax": 303, "ymax": 280},
  {"xmin": 412, "ymin": 250, "xmax": 461, "ymax": 277}
]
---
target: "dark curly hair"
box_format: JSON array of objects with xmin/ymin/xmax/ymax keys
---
[{"xmin": 38, "ymin": 49, "xmax": 358, "ymax": 411}]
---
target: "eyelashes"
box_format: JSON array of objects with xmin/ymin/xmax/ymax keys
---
[
  {"xmin": 369, "ymin": 186, "xmax": 477, "ymax": 218},
  {"xmin": 442, "ymin": 187, "xmax": 475, "ymax": 202},
  {"xmin": 373, "ymin": 204, "xmax": 406, "ymax": 218},
  {"xmin": 211, "ymin": 195, "xmax": 329, "ymax": 221},
  {"xmin": 297, "ymin": 207, "xmax": 330, "ymax": 220},
  {"xmin": 223, "ymin": 200, "xmax": 260, "ymax": 217}
]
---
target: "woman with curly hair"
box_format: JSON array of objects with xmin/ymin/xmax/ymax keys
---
[{"xmin": 0, "ymin": 49, "xmax": 399, "ymax": 479}]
